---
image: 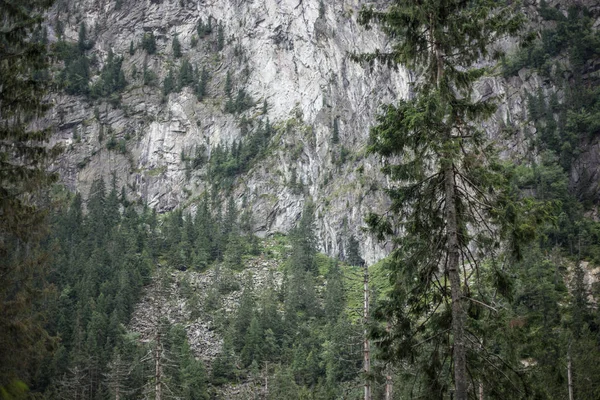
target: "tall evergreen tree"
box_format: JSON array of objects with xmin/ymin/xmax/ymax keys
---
[
  {"xmin": 178, "ymin": 58, "xmax": 194, "ymax": 89},
  {"xmin": 196, "ymin": 66, "xmax": 209, "ymax": 101},
  {"xmin": 258, "ymin": 274, "xmax": 282, "ymax": 361},
  {"xmin": 332, "ymin": 117, "xmax": 340, "ymax": 144},
  {"xmin": 0, "ymin": 0, "xmax": 58, "ymax": 393},
  {"xmin": 162, "ymin": 68, "xmax": 176, "ymax": 97},
  {"xmin": 346, "ymin": 234, "xmax": 364, "ymax": 267},
  {"xmin": 142, "ymin": 32, "xmax": 156, "ymax": 54},
  {"xmin": 233, "ymin": 279, "xmax": 256, "ymax": 352},
  {"xmin": 224, "ymin": 70, "xmax": 233, "ymax": 96},
  {"xmin": 172, "ymin": 34, "xmax": 182, "ymax": 58},
  {"xmin": 324, "ymin": 261, "xmax": 345, "ymax": 321},
  {"xmin": 223, "ymin": 224, "xmax": 244, "ymax": 270},
  {"xmin": 241, "ymin": 315, "xmax": 262, "ymax": 367},
  {"xmin": 192, "ymin": 197, "xmax": 212, "ymax": 269},
  {"xmin": 289, "ymin": 201, "xmax": 318, "ymax": 275},
  {"xmin": 77, "ymin": 22, "xmax": 91, "ymax": 52},
  {"xmin": 216, "ymin": 22, "xmax": 225, "ymax": 51},
  {"xmin": 357, "ymin": 1, "xmax": 533, "ymax": 398}
]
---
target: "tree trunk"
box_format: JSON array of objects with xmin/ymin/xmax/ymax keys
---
[
  {"xmin": 385, "ymin": 322, "xmax": 393, "ymax": 400},
  {"xmin": 434, "ymin": 10, "xmax": 467, "ymax": 394},
  {"xmin": 364, "ymin": 264, "xmax": 371, "ymax": 400},
  {"xmin": 385, "ymin": 368, "xmax": 393, "ymax": 400},
  {"xmin": 445, "ymin": 162, "xmax": 467, "ymax": 400},
  {"xmin": 568, "ymin": 349, "xmax": 574, "ymax": 400},
  {"xmin": 264, "ymin": 361, "xmax": 268, "ymax": 398},
  {"xmin": 155, "ymin": 329, "xmax": 162, "ymax": 400}
]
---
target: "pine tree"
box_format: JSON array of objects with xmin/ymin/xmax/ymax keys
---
[
  {"xmin": 268, "ymin": 368, "xmax": 300, "ymax": 400},
  {"xmin": 324, "ymin": 261, "xmax": 345, "ymax": 321},
  {"xmin": 357, "ymin": 1, "xmax": 530, "ymax": 398},
  {"xmin": 258, "ymin": 275, "xmax": 282, "ymax": 361},
  {"xmin": 197, "ymin": 17, "xmax": 212, "ymax": 39},
  {"xmin": 323, "ymin": 317, "xmax": 361, "ymax": 389},
  {"xmin": 332, "ymin": 117, "xmax": 340, "ymax": 144},
  {"xmin": 196, "ymin": 66, "xmax": 209, "ymax": 101},
  {"xmin": 0, "ymin": 0, "xmax": 58, "ymax": 392},
  {"xmin": 142, "ymin": 32, "xmax": 156, "ymax": 54},
  {"xmin": 233, "ymin": 280, "xmax": 256, "ymax": 352},
  {"xmin": 223, "ymin": 196, "xmax": 238, "ymax": 239},
  {"xmin": 90, "ymin": 50, "xmax": 127, "ymax": 98},
  {"xmin": 223, "ymin": 225, "xmax": 244, "ymax": 270},
  {"xmin": 346, "ymin": 234, "xmax": 364, "ymax": 267},
  {"xmin": 224, "ymin": 70, "xmax": 232, "ymax": 96},
  {"xmin": 104, "ymin": 351, "xmax": 133, "ymax": 400},
  {"xmin": 241, "ymin": 315, "xmax": 263, "ymax": 367},
  {"xmin": 569, "ymin": 262, "xmax": 591, "ymax": 339},
  {"xmin": 87, "ymin": 178, "xmax": 108, "ymax": 244},
  {"xmin": 164, "ymin": 324, "xmax": 209, "ymax": 400},
  {"xmin": 77, "ymin": 22, "xmax": 90, "ymax": 52},
  {"xmin": 172, "ymin": 35, "xmax": 182, "ymax": 58},
  {"xmin": 163, "ymin": 68, "xmax": 176, "ymax": 97},
  {"xmin": 284, "ymin": 269, "xmax": 320, "ymax": 327},
  {"xmin": 289, "ymin": 201, "xmax": 318, "ymax": 275},
  {"xmin": 143, "ymin": 61, "xmax": 157, "ymax": 86},
  {"xmin": 192, "ymin": 197, "xmax": 212, "ymax": 269},
  {"xmin": 216, "ymin": 22, "xmax": 225, "ymax": 51},
  {"xmin": 178, "ymin": 58, "xmax": 194, "ymax": 90},
  {"xmin": 211, "ymin": 341, "xmax": 236, "ymax": 386}
]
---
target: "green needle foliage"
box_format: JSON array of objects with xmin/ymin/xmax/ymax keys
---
[
  {"xmin": 355, "ymin": 0, "xmax": 548, "ymax": 398},
  {"xmin": 0, "ymin": 0, "xmax": 60, "ymax": 395},
  {"xmin": 172, "ymin": 34, "xmax": 182, "ymax": 58},
  {"xmin": 142, "ymin": 31, "xmax": 157, "ymax": 54}
]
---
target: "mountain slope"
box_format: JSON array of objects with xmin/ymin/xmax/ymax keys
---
[{"xmin": 46, "ymin": 0, "xmax": 413, "ymax": 263}]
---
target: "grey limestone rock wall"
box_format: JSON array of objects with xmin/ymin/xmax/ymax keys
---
[{"xmin": 46, "ymin": 0, "xmax": 595, "ymax": 264}]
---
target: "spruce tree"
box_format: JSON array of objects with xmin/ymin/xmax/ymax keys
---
[
  {"xmin": 357, "ymin": 1, "xmax": 530, "ymax": 398},
  {"xmin": 0, "ymin": 0, "xmax": 58, "ymax": 392},
  {"xmin": 196, "ymin": 66, "xmax": 209, "ymax": 101},
  {"xmin": 178, "ymin": 58, "xmax": 194, "ymax": 90},
  {"xmin": 77, "ymin": 22, "xmax": 89, "ymax": 52},
  {"xmin": 172, "ymin": 34, "xmax": 182, "ymax": 58},
  {"xmin": 258, "ymin": 275, "xmax": 282, "ymax": 360},
  {"xmin": 233, "ymin": 279, "xmax": 256, "ymax": 352},
  {"xmin": 223, "ymin": 225, "xmax": 244, "ymax": 270},
  {"xmin": 332, "ymin": 117, "xmax": 340, "ymax": 144},
  {"xmin": 224, "ymin": 70, "xmax": 232, "ymax": 96},
  {"xmin": 142, "ymin": 32, "xmax": 156, "ymax": 54},
  {"xmin": 346, "ymin": 234, "xmax": 364, "ymax": 267},
  {"xmin": 241, "ymin": 315, "xmax": 263, "ymax": 367},
  {"xmin": 289, "ymin": 200, "xmax": 318, "ymax": 275},
  {"xmin": 324, "ymin": 261, "xmax": 345, "ymax": 321},
  {"xmin": 216, "ymin": 22, "xmax": 225, "ymax": 51},
  {"xmin": 162, "ymin": 68, "xmax": 175, "ymax": 97}
]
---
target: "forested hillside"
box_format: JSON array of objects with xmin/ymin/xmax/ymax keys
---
[
  {"xmin": 1, "ymin": 0, "xmax": 600, "ymax": 399},
  {"xmin": 34, "ymin": 184, "xmax": 373, "ymax": 399}
]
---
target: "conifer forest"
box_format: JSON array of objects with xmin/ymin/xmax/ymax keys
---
[{"xmin": 2, "ymin": 0, "xmax": 600, "ymax": 399}]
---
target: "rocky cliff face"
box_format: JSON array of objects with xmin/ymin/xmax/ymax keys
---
[
  {"xmin": 45, "ymin": 0, "xmax": 417, "ymax": 264},
  {"xmin": 45, "ymin": 0, "xmax": 578, "ymax": 264}
]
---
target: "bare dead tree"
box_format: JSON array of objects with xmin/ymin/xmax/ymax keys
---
[{"xmin": 363, "ymin": 263, "xmax": 371, "ymax": 400}]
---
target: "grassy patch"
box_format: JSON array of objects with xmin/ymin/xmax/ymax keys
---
[
  {"xmin": 146, "ymin": 165, "xmax": 167, "ymax": 176},
  {"xmin": 342, "ymin": 257, "xmax": 392, "ymax": 323}
]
